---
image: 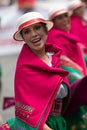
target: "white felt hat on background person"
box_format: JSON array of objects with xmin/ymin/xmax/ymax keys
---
[
  {"xmin": 67, "ymin": 0, "xmax": 85, "ymax": 11},
  {"xmin": 48, "ymin": 3, "xmax": 70, "ymax": 20},
  {"xmin": 13, "ymin": 11, "xmax": 53, "ymax": 41}
]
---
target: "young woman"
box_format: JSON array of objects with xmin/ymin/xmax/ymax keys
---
[
  {"xmin": 0, "ymin": 11, "xmax": 71, "ymax": 130},
  {"xmin": 0, "ymin": 11, "xmax": 87, "ymax": 130},
  {"xmin": 47, "ymin": 3, "xmax": 87, "ymax": 130},
  {"xmin": 47, "ymin": 3, "xmax": 87, "ymax": 83},
  {"xmin": 68, "ymin": 0, "xmax": 87, "ymax": 66}
]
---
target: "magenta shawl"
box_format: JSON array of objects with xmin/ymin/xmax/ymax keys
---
[
  {"xmin": 47, "ymin": 27, "xmax": 87, "ymax": 75},
  {"xmin": 14, "ymin": 44, "xmax": 69, "ymax": 130},
  {"xmin": 70, "ymin": 16, "xmax": 87, "ymax": 53}
]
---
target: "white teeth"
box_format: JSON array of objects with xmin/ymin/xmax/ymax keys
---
[{"xmin": 32, "ymin": 38, "xmax": 41, "ymax": 43}]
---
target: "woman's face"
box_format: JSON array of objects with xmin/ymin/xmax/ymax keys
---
[
  {"xmin": 73, "ymin": 6, "xmax": 85, "ymax": 18},
  {"xmin": 53, "ymin": 13, "xmax": 71, "ymax": 31},
  {"xmin": 21, "ymin": 23, "xmax": 47, "ymax": 52}
]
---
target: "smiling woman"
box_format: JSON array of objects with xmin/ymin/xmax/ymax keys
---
[
  {"xmin": 10, "ymin": 11, "xmax": 70, "ymax": 130},
  {"xmin": 20, "ymin": 23, "xmax": 48, "ymax": 55},
  {"xmin": 47, "ymin": 2, "xmax": 87, "ymax": 130},
  {"xmin": 0, "ymin": 11, "xmax": 70, "ymax": 130},
  {"xmin": 1, "ymin": 11, "xmax": 87, "ymax": 130}
]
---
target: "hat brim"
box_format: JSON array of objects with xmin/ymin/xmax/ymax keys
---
[
  {"xmin": 69, "ymin": 2, "xmax": 84, "ymax": 11},
  {"xmin": 13, "ymin": 20, "xmax": 53, "ymax": 41},
  {"xmin": 49, "ymin": 10, "xmax": 70, "ymax": 20}
]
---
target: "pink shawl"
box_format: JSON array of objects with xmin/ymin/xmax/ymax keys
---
[
  {"xmin": 47, "ymin": 27, "xmax": 87, "ymax": 75},
  {"xmin": 70, "ymin": 16, "xmax": 87, "ymax": 53},
  {"xmin": 14, "ymin": 44, "xmax": 69, "ymax": 130}
]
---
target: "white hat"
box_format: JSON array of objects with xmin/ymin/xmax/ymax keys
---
[
  {"xmin": 48, "ymin": 3, "xmax": 69, "ymax": 20},
  {"xmin": 13, "ymin": 12, "xmax": 53, "ymax": 41},
  {"xmin": 67, "ymin": 0, "xmax": 84, "ymax": 11}
]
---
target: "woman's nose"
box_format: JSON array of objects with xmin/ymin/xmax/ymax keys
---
[
  {"xmin": 30, "ymin": 29, "xmax": 37, "ymax": 36},
  {"xmin": 63, "ymin": 17, "xmax": 68, "ymax": 22}
]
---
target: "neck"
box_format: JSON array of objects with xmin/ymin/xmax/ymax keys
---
[
  {"xmin": 33, "ymin": 47, "xmax": 50, "ymax": 65},
  {"xmin": 33, "ymin": 47, "xmax": 46, "ymax": 58}
]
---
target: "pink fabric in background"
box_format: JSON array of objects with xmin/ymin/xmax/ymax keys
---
[
  {"xmin": 70, "ymin": 16, "xmax": 87, "ymax": 53},
  {"xmin": 47, "ymin": 27, "xmax": 87, "ymax": 75}
]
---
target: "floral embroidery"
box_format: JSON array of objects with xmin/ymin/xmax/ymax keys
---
[{"xmin": 15, "ymin": 102, "xmax": 34, "ymax": 113}]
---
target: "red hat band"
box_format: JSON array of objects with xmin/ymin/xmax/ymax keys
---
[{"xmin": 19, "ymin": 18, "xmax": 46, "ymax": 31}]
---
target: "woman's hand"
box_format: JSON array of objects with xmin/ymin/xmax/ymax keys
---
[{"xmin": 43, "ymin": 124, "xmax": 52, "ymax": 130}]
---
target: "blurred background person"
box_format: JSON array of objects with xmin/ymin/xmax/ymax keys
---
[
  {"xmin": 47, "ymin": 3, "xmax": 87, "ymax": 83},
  {"xmin": 68, "ymin": 0, "xmax": 87, "ymax": 67},
  {"xmin": 17, "ymin": 0, "xmax": 36, "ymax": 14},
  {"xmin": 47, "ymin": 3, "xmax": 87, "ymax": 130}
]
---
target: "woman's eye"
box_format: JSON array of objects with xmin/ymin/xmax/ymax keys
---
[
  {"xmin": 56, "ymin": 15, "xmax": 62, "ymax": 19},
  {"xmin": 65, "ymin": 14, "xmax": 68, "ymax": 17},
  {"xmin": 23, "ymin": 29, "xmax": 30, "ymax": 34},
  {"xmin": 34, "ymin": 25, "xmax": 41, "ymax": 30}
]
